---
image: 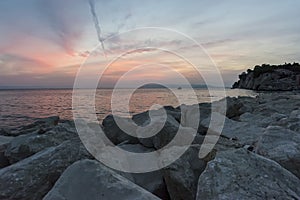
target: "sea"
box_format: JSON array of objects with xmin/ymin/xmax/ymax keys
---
[{"xmin": 0, "ymin": 88, "xmax": 257, "ymax": 129}]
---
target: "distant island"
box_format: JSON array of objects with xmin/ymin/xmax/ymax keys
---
[
  {"xmin": 232, "ymin": 62, "xmax": 300, "ymax": 91},
  {"xmin": 139, "ymin": 83, "xmax": 222, "ymax": 89}
]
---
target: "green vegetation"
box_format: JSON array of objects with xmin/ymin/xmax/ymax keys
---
[{"xmin": 244, "ymin": 62, "xmax": 300, "ymax": 78}]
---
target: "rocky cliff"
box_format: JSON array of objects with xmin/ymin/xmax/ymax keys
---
[{"xmin": 232, "ymin": 63, "xmax": 300, "ymax": 91}]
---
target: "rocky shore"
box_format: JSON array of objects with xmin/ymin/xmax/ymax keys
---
[
  {"xmin": 232, "ymin": 63, "xmax": 300, "ymax": 91},
  {"xmin": 0, "ymin": 92, "xmax": 300, "ymax": 199}
]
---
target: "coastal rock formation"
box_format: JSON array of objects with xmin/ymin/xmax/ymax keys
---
[
  {"xmin": 0, "ymin": 92, "xmax": 299, "ymax": 199},
  {"xmin": 232, "ymin": 63, "xmax": 300, "ymax": 91}
]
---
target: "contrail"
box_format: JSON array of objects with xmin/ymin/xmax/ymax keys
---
[{"xmin": 88, "ymin": 0, "xmax": 106, "ymax": 57}]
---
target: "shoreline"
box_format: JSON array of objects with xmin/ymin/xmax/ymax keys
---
[{"xmin": 0, "ymin": 91, "xmax": 299, "ymax": 199}]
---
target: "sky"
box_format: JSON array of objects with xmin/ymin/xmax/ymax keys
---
[{"xmin": 0, "ymin": 0, "xmax": 300, "ymax": 88}]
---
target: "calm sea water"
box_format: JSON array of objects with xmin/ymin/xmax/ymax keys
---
[{"xmin": 0, "ymin": 89, "xmax": 257, "ymax": 129}]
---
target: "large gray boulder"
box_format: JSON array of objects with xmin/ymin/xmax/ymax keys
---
[
  {"xmin": 162, "ymin": 145, "xmax": 207, "ymax": 200},
  {"xmin": 253, "ymin": 93, "xmax": 300, "ymax": 116},
  {"xmin": 180, "ymin": 104, "xmax": 211, "ymax": 134},
  {"xmin": 0, "ymin": 140, "xmax": 91, "ymax": 200},
  {"xmin": 201, "ymin": 112, "xmax": 264, "ymax": 145},
  {"xmin": 274, "ymin": 109, "xmax": 300, "ymax": 132},
  {"xmin": 43, "ymin": 159, "xmax": 160, "ymax": 200},
  {"xmin": 5, "ymin": 121, "xmax": 78, "ymax": 164},
  {"xmin": 196, "ymin": 148, "xmax": 300, "ymax": 199},
  {"xmin": 213, "ymin": 96, "xmax": 256, "ymax": 119},
  {"xmin": 0, "ymin": 128, "xmax": 11, "ymax": 136},
  {"xmin": 102, "ymin": 115, "xmax": 139, "ymax": 145},
  {"xmin": 239, "ymin": 112, "xmax": 286, "ymax": 128},
  {"xmin": 117, "ymin": 143, "xmax": 169, "ymax": 199},
  {"xmin": 138, "ymin": 114, "xmax": 181, "ymax": 149},
  {"xmin": 132, "ymin": 106, "xmax": 181, "ymax": 125},
  {"xmin": 255, "ymin": 126, "xmax": 300, "ymax": 178}
]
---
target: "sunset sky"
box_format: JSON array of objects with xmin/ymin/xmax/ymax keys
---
[{"xmin": 0, "ymin": 0, "xmax": 300, "ymax": 88}]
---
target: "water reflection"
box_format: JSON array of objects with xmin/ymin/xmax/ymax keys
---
[{"xmin": 0, "ymin": 89, "xmax": 257, "ymax": 129}]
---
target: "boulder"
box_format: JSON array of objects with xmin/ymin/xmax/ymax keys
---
[
  {"xmin": 163, "ymin": 106, "xmax": 182, "ymax": 122},
  {"xmin": 180, "ymin": 104, "xmax": 211, "ymax": 134},
  {"xmin": 138, "ymin": 114, "xmax": 181, "ymax": 149},
  {"xmin": 102, "ymin": 115, "xmax": 139, "ymax": 145},
  {"xmin": 212, "ymin": 96, "xmax": 256, "ymax": 120},
  {"xmin": 273, "ymin": 109, "xmax": 300, "ymax": 132},
  {"xmin": 213, "ymin": 97, "xmax": 239, "ymax": 119},
  {"xmin": 290, "ymin": 109, "xmax": 300, "ymax": 119},
  {"xmin": 253, "ymin": 93, "xmax": 300, "ymax": 116},
  {"xmin": 0, "ymin": 135, "xmax": 14, "ymax": 168},
  {"xmin": 0, "ymin": 140, "xmax": 91, "ymax": 200},
  {"xmin": 0, "ymin": 128, "xmax": 11, "ymax": 136},
  {"xmin": 5, "ymin": 121, "xmax": 78, "ymax": 164},
  {"xmin": 132, "ymin": 106, "xmax": 181, "ymax": 125},
  {"xmin": 201, "ymin": 112, "xmax": 264, "ymax": 145},
  {"xmin": 239, "ymin": 112, "xmax": 286, "ymax": 128},
  {"xmin": 162, "ymin": 145, "xmax": 207, "ymax": 200},
  {"xmin": 43, "ymin": 159, "xmax": 160, "ymax": 200},
  {"xmin": 117, "ymin": 143, "xmax": 170, "ymax": 199},
  {"xmin": 196, "ymin": 148, "xmax": 300, "ymax": 199},
  {"xmin": 255, "ymin": 126, "xmax": 300, "ymax": 178}
]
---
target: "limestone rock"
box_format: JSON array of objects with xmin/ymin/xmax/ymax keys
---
[
  {"xmin": 117, "ymin": 143, "xmax": 169, "ymax": 199},
  {"xmin": 255, "ymin": 126, "xmax": 300, "ymax": 178},
  {"xmin": 162, "ymin": 145, "xmax": 207, "ymax": 200},
  {"xmin": 43, "ymin": 159, "xmax": 160, "ymax": 200},
  {"xmin": 201, "ymin": 112, "xmax": 264, "ymax": 145},
  {"xmin": 196, "ymin": 148, "xmax": 300, "ymax": 199},
  {"xmin": 5, "ymin": 121, "xmax": 78, "ymax": 164},
  {"xmin": 0, "ymin": 140, "xmax": 91, "ymax": 200},
  {"xmin": 0, "ymin": 135, "xmax": 14, "ymax": 168},
  {"xmin": 102, "ymin": 115, "xmax": 139, "ymax": 145}
]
